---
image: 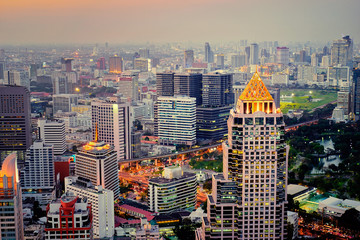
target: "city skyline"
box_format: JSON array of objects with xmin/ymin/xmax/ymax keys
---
[{"xmin": 0, "ymin": 0, "xmax": 360, "ymax": 45}]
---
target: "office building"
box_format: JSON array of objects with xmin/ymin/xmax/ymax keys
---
[
  {"xmin": 352, "ymin": 69, "xmax": 360, "ymax": 120},
  {"xmin": 299, "ymin": 50, "xmax": 306, "ymax": 63},
  {"xmin": 196, "ymin": 71, "xmax": 288, "ymax": 240},
  {"xmin": 231, "ymin": 54, "xmax": 245, "ymax": 68},
  {"xmin": 134, "ymin": 58, "xmax": 151, "ymax": 72},
  {"xmin": 276, "ymin": 47, "xmax": 289, "ymax": 65},
  {"xmin": 205, "ymin": 42, "xmax": 214, "ymax": 63},
  {"xmin": 122, "ymin": 70, "xmax": 140, "ymax": 102},
  {"xmin": 7, "ymin": 70, "xmax": 30, "ymax": 89},
  {"xmin": 337, "ymin": 91, "xmax": 351, "ymax": 115},
  {"xmin": 52, "ymin": 73, "xmax": 68, "ymax": 94},
  {"xmin": 117, "ymin": 77, "xmax": 139, "ymax": 102},
  {"xmin": 202, "ymin": 73, "xmax": 233, "ymax": 107},
  {"xmin": 331, "ymin": 35, "xmax": 353, "ymax": 67},
  {"xmin": 44, "ymin": 193, "xmax": 93, "ymax": 239},
  {"xmin": 21, "ymin": 140, "xmax": 55, "ymax": 204},
  {"xmin": 184, "ymin": 50, "xmax": 194, "ymax": 68},
  {"xmin": 321, "ymin": 55, "xmax": 330, "ymax": 67},
  {"xmin": 327, "ymin": 66, "xmax": 350, "ymax": 90},
  {"xmin": 61, "ymin": 58, "xmax": 73, "ymax": 72},
  {"xmin": 65, "ymin": 176, "xmax": 115, "ymax": 239},
  {"xmin": 250, "ymin": 43, "xmax": 259, "ymax": 65},
  {"xmin": 109, "ymin": 56, "xmax": 123, "ymax": 74},
  {"xmin": 91, "ymin": 98, "xmax": 131, "ymax": 160},
  {"xmin": 148, "ymin": 166, "xmax": 197, "ymax": 213},
  {"xmin": 156, "ymin": 72, "xmax": 175, "ymax": 97},
  {"xmin": 75, "ymin": 136, "xmax": 120, "ymax": 200},
  {"xmin": 53, "ymin": 94, "xmax": 78, "ymax": 113},
  {"xmin": 174, "ymin": 73, "xmax": 202, "ymax": 105},
  {"xmin": 215, "ymin": 54, "xmax": 225, "ymax": 69},
  {"xmin": 0, "ymin": 61, "xmax": 5, "ymax": 81},
  {"xmin": 157, "ymin": 96, "xmax": 196, "ymax": 146},
  {"xmin": 96, "ymin": 57, "xmax": 106, "ymax": 70},
  {"xmin": 38, "ymin": 119, "xmax": 66, "ymax": 155},
  {"xmin": 196, "ymin": 105, "xmax": 232, "ymax": 141},
  {"xmin": 0, "ymin": 85, "xmax": 31, "ymax": 158},
  {"xmin": 311, "ymin": 53, "xmax": 318, "ymax": 67},
  {"xmin": 139, "ymin": 48, "xmax": 150, "ymax": 59},
  {"xmin": 0, "ymin": 153, "xmax": 24, "ymax": 240}
]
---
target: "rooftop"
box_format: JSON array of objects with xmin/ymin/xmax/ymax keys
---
[{"xmin": 287, "ymin": 184, "xmax": 308, "ymax": 196}]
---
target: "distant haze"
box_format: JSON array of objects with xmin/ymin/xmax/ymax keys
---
[{"xmin": 0, "ymin": 0, "xmax": 359, "ymax": 45}]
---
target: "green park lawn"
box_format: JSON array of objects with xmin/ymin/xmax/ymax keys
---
[{"xmin": 280, "ymin": 89, "xmax": 337, "ymax": 114}]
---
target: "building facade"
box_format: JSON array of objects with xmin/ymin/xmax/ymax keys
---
[
  {"xmin": 75, "ymin": 139, "xmax": 120, "ymax": 200},
  {"xmin": 202, "ymin": 73, "xmax": 233, "ymax": 107},
  {"xmin": 109, "ymin": 56, "xmax": 123, "ymax": 74},
  {"xmin": 156, "ymin": 72, "xmax": 174, "ymax": 97},
  {"xmin": 53, "ymin": 94, "xmax": 78, "ymax": 113},
  {"xmin": 196, "ymin": 71, "xmax": 288, "ymax": 240},
  {"xmin": 38, "ymin": 119, "xmax": 66, "ymax": 155},
  {"xmin": 184, "ymin": 50, "xmax": 194, "ymax": 68},
  {"xmin": 174, "ymin": 73, "xmax": 202, "ymax": 105},
  {"xmin": 157, "ymin": 96, "xmax": 196, "ymax": 146},
  {"xmin": 65, "ymin": 176, "xmax": 115, "ymax": 239},
  {"xmin": 44, "ymin": 193, "xmax": 93, "ymax": 239},
  {"xmin": 148, "ymin": 166, "xmax": 197, "ymax": 214}
]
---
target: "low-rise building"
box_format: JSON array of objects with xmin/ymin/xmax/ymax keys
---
[{"xmin": 318, "ymin": 197, "xmax": 360, "ymax": 217}]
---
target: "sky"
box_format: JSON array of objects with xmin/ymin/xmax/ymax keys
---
[{"xmin": 0, "ymin": 0, "xmax": 359, "ymax": 45}]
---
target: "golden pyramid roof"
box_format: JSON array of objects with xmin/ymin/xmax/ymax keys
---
[{"xmin": 239, "ymin": 71, "xmax": 273, "ymax": 101}]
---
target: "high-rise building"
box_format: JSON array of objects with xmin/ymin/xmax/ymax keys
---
[
  {"xmin": 52, "ymin": 73, "xmax": 68, "ymax": 94},
  {"xmin": 245, "ymin": 46, "xmax": 251, "ymax": 65},
  {"xmin": 184, "ymin": 50, "xmax": 194, "ymax": 68},
  {"xmin": 65, "ymin": 176, "xmax": 115, "ymax": 239},
  {"xmin": 156, "ymin": 72, "xmax": 175, "ymax": 97},
  {"xmin": 117, "ymin": 77, "xmax": 139, "ymax": 102},
  {"xmin": 0, "ymin": 61, "xmax": 5, "ymax": 81},
  {"xmin": 91, "ymin": 98, "xmax": 131, "ymax": 161},
  {"xmin": 44, "ymin": 193, "xmax": 93, "ymax": 239},
  {"xmin": 196, "ymin": 71, "xmax": 288, "ymax": 240},
  {"xmin": 231, "ymin": 54, "xmax": 245, "ymax": 68},
  {"xmin": 0, "ymin": 153, "xmax": 24, "ymax": 240},
  {"xmin": 202, "ymin": 73, "xmax": 233, "ymax": 107},
  {"xmin": 276, "ymin": 47, "xmax": 289, "ymax": 65},
  {"xmin": 134, "ymin": 58, "xmax": 151, "ymax": 72},
  {"xmin": 122, "ymin": 70, "xmax": 140, "ymax": 102},
  {"xmin": 216, "ymin": 54, "xmax": 225, "ymax": 69},
  {"xmin": 331, "ymin": 35, "xmax": 353, "ymax": 67},
  {"xmin": 75, "ymin": 137, "xmax": 120, "ymax": 200},
  {"xmin": 96, "ymin": 57, "xmax": 106, "ymax": 70},
  {"xmin": 205, "ymin": 42, "xmax": 214, "ymax": 63},
  {"xmin": 337, "ymin": 91, "xmax": 351, "ymax": 115},
  {"xmin": 53, "ymin": 94, "xmax": 78, "ymax": 113},
  {"xmin": 174, "ymin": 73, "xmax": 202, "ymax": 105},
  {"xmin": 299, "ymin": 50, "xmax": 307, "ymax": 63},
  {"xmin": 38, "ymin": 119, "xmax": 66, "ymax": 155},
  {"xmin": 109, "ymin": 56, "xmax": 123, "ymax": 74},
  {"xmin": 196, "ymin": 105, "xmax": 232, "ymax": 141},
  {"xmin": 157, "ymin": 96, "xmax": 196, "ymax": 146},
  {"xmin": 327, "ymin": 66, "xmax": 350, "ymax": 90},
  {"xmin": 250, "ymin": 43, "xmax": 259, "ymax": 65},
  {"xmin": 311, "ymin": 53, "xmax": 318, "ymax": 67},
  {"xmin": 61, "ymin": 58, "xmax": 73, "ymax": 72},
  {"xmin": 352, "ymin": 69, "xmax": 360, "ymax": 120},
  {"xmin": 0, "ymin": 85, "xmax": 31, "ymax": 156},
  {"xmin": 7, "ymin": 70, "xmax": 30, "ymax": 89},
  {"xmin": 21, "ymin": 140, "xmax": 55, "ymax": 204},
  {"xmin": 139, "ymin": 48, "xmax": 150, "ymax": 59},
  {"xmin": 148, "ymin": 166, "xmax": 197, "ymax": 213}
]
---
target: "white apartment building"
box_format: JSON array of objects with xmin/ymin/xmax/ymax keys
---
[
  {"xmin": 65, "ymin": 176, "xmax": 114, "ymax": 239},
  {"xmin": 91, "ymin": 98, "xmax": 131, "ymax": 160},
  {"xmin": 157, "ymin": 96, "xmax": 196, "ymax": 146},
  {"xmin": 75, "ymin": 139, "xmax": 120, "ymax": 200},
  {"xmin": 38, "ymin": 119, "xmax": 66, "ymax": 155},
  {"xmin": 21, "ymin": 140, "xmax": 55, "ymax": 204},
  {"xmin": 148, "ymin": 166, "xmax": 197, "ymax": 214}
]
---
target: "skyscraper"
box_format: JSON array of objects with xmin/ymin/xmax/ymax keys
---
[
  {"xmin": 109, "ymin": 56, "xmax": 123, "ymax": 74},
  {"xmin": 202, "ymin": 72, "xmax": 233, "ymax": 107},
  {"xmin": 75, "ymin": 136, "xmax": 120, "ymax": 200},
  {"xmin": 331, "ymin": 35, "xmax": 353, "ymax": 67},
  {"xmin": 205, "ymin": 42, "xmax": 214, "ymax": 63},
  {"xmin": 196, "ymin": 71, "xmax": 288, "ymax": 240},
  {"xmin": 91, "ymin": 98, "xmax": 131, "ymax": 161},
  {"xmin": 21, "ymin": 140, "xmax": 55, "ymax": 204},
  {"xmin": 216, "ymin": 54, "xmax": 225, "ymax": 69},
  {"xmin": 0, "ymin": 153, "xmax": 24, "ymax": 240},
  {"xmin": 139, "ymin": 48, "xmax": 150, "ymax": 59},
  {"xmin": 250, "ymin": 43, "xmax": 259, "ymax": 65},
  {"xmin": 352, "ymin": 68, "xmax": 360, "ymax": 120},
  {"xmin": 38, "ymin": 119, "xmax": 66, "ymax": 155},
  {"xmin": 184, "ymin": 50, "xmax": 194, "ymax": 68},
  {"xmin": 299, "ymin": 50, "xmax": 306, "ymax": 63},
  {"xmin": 156, "ymin": 72, "xmax": 175, "ymax": 97},
  {"xmin": 0, "ymin": 85, "xmax": 31, "ymax": 160},
  {"xmin": 157, "ymin": 96, "xmax": 196, "ymax": 146},
  {"xmin": 276, "ymin": 47, "xmax": 289, "ymax": 65},
  {"xmin": 96, "ymin": 57, "xmax": 106, "ymax": 70},
  {"xmin": 174, "ymin": 73, "xmax": 202, "ymax": 105},
  {"xmin": 0, "ymin": 61, "xmax": 5, "ymax": 81},
  {"xmin": 61, "ymin": 58, "xmax": 73, "ymax": 72}
]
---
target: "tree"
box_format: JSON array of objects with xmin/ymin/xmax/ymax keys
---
[{"xmin": 339, "ymin": 208, "xmax": 360, "ymax": 231}]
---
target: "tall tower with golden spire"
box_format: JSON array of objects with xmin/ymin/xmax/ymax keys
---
[{"xmin": 196, "ymin": 72, "xmax": 288, "ymax": 240}]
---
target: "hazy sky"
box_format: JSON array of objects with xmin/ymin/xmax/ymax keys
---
[{"xmin": 0, "ymin": 0, "xmax": 359, "ymax": 45}]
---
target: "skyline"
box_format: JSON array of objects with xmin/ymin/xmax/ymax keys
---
[{"xmin": 0, "ymin": 0, "xmax": 360, "ymax": 45}]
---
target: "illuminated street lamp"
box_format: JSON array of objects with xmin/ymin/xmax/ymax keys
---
[{"xmin": 75, "ymin": 87, "xmax": 80, "ymax": 92}]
